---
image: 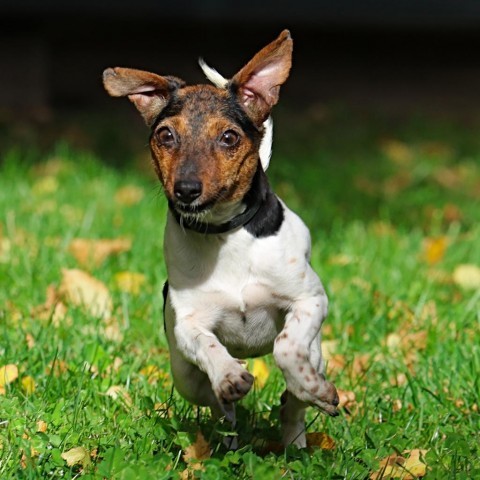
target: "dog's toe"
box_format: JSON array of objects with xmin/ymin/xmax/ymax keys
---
[{"xmin": 216, "ymin": 368, "xmax": 254, "ymax": 404}]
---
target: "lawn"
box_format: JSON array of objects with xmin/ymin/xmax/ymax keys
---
[{"xmin": 0, "ymin": 109, "xmax": 479, "ymax": 479}]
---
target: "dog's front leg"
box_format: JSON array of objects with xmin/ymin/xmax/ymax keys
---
[
  {"xmin": 174, "ymin": 318, "xmax": 254, "ymax": 414},
  {"xmin": 273, "ymin": 294, "xmax": 338, "ymax": 445}
]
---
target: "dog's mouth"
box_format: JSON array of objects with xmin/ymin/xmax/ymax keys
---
[
  {"xmin": 169, "ymin": 193, "xmax": 249, "ymax": 228},
  {"xmin": 174, "ymin": 199, "xmax": 215, "ymax": 218}
]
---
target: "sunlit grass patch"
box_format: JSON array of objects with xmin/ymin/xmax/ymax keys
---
[{"xmin": 1, "ymin": 112, "xmax": 479, "ymax": 478}]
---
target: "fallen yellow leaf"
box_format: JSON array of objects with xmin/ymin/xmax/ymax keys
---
[
  {"xmin": 423, "ymin": 237, "xmax": 447, "ymax": 265},
  {"xmin": 0, "ymin": 364, "xmax": 19, "ymax": 388},
  {"xmin": 306, "ymin": 432, "xmax": 336, "ymax": 450},
  {"xmin": 370, "ymin": 449, "xmax": 428, "ymax": 479},
  {"xmin": 380, "ymin": 139, "xmax": 413, "ymax": 166},
  {"xmin": 32, "ymin": 176, "xmax": 59, "ymax": 196},
  {"xmin": 61, "ymin": 446, "xmax": 91, "ymax": 467},
  {"xmin": 453, "ymin": 264, "xmax": 480, "ymax": 290},
  {"xmin": 21, "ymin": 376, "xmax": 35, "ymax": 395},
  {"xmin": 328, "ymin": 254, "xmax": 354, "ymax": 266},
  {"xmin": 251, "ymin": 359, "xmax": 270, "ymax": 388},
  {"xmin": 69, "ymin": 238, "xmax": 131, "ymax": 268},
  {"xmin": 139, "ymin": 364, "xmax": 168, "ymax": 384},
  {"xmin": 113, "ymin": 271, "xmax": 146, "ymax": 295},
  {"xmin": 59, "ymin": 268, "xmax": 112, "ymax": 319},
  {"xmin": 322, "ymin": 339, "xmax": 339, "ymax": 361},
  {"xmin": 0, "ymin": 237, "xmax": 11, "ymax": 263}
]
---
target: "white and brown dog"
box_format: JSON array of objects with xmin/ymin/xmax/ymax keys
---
[{"xmin": 103, "ymin": 30, "xmax": 338, "ymax": 448}]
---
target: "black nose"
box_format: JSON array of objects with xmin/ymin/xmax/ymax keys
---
[{"xmin": 174, "ymin": 180, "xmax": 203, "ymax": 204}]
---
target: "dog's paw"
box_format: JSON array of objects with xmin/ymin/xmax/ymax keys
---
[
  {"xmin": 282, "ymin": 370, "xmax": 339, "ymax": 417},
  {"xmin": 213, "ymin": 363, "xmax": 254, "ymax": 404}
]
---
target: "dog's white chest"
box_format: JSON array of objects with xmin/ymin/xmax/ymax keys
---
[{"xmin": 164, "ymin": 207, "xmax": 319, "ymax": 358}]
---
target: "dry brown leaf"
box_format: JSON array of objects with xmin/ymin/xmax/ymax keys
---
[
  {"xmin": 46, "ymin": 360, "xmax": 68, "ymax": 377},
  {"xmin": 423, "ymin": 237, "xmax": 447, "ymax": 265},
  {"xmin": 337, "ymin": 389, "xmax": 357, "ymax": 409},
  {"xmin": 327, "ymin": 353, "xmax": 371, "ymax": 377},
  {"xmin": 25, "ymin": 333, "xmax": 35, "ymax": 349},
  {"xmin": 370, "ymin": 449, "xmax": 428, "ymax": 479},
  {"xmin": 306, "ymin": 432, "xmax": 336, "ymax": 450},
  {"xmin": 443, "ymin": 203, "xmax": 463, "ymax": 224},
  {"xmin": 383, "ymin": 172, "xmax": 412, "ymax": 197},
  {"xmin": 183, "ymin": 431, "xmax": 211, "ymax": 463},
  {"xmin": 59, "ymin": 268, "xmax": 112, "ymax": 319},
  {"xmin": 386, "ymin": 331, "xmax": 427, "ymax": 352},
  {"xmin": 354, "ymin": 175, "xmax": 378, "ymax": 195},
  {"xmin": 113, "ymin": 271, "xmax": 146, "ymax": 295},
  {"xmin": 31, "ymin": 285, "xmax": 69, "ymax": 327},
  {"xmin": 453, "ymin": 264, "xmax": 480, "ymax": 290},
  {"xmin": 106, "ymin": 385, "xmax": 132, "ymax": 407},
  {"xmin": 61, "ymin": 446, "xmax": 91, "ymax": 467},
  {"xmin": 103, "ymin": 317, "xmax": 124, "ymax": 343},
  {"xmin": 115, "ymin": 185, "xmax": 145, "ymax": 206},
  {"xmin": 69, "ymin": 238, "xmax": 131, "ymax": 268},
  {"xmin": 36, "ymin": 420, "xmax": 48, "ymax": 433}
]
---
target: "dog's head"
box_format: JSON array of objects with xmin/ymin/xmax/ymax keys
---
[{"xmin": 103, "ymin": 30, "xmax": 292, "ymax": 222}]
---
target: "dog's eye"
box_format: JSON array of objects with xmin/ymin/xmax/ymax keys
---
[
  {"xmin": 219, "ymin": 130, "xmax": 240, "ymax": 148},
  {"xmin": 157, "ymin": 127, "xmax": 176, "ymax": 147}
]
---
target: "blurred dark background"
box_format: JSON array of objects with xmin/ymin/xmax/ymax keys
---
[{"xmin": 2, "ymin": 0, "xmax": 480, "ymax": 158}]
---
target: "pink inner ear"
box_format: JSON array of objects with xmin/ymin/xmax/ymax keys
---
[
  {"xmin": 132, "ymin": 85, "xmax": 157, "ymax": 94},
  {"xmin": 241, "ymin": 62, "xmax": 285, "ymax": 106},
  {"xmin": 242, "ymin": 87, "xmax": 256, "ymax": 105},
  {"xmin": 129, "ymin": 93, "xmax": 152, "ymax": 109}
]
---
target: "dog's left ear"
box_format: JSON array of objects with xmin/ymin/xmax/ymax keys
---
[
  {"xmin": 231, "ymin": 30, "xmax": 293, "ymax": 126},
  {"xmin": 103, "ymin": 67, "xmax": 184, "ymax": 126}
]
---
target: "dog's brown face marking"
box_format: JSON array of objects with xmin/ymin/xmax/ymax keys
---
[
  {"xmin": 150, "ymin": 84, "xmax": 261, "ymax": 209},
  {"xmin": 103, "ymin": 29, "xmax": 292, "ymax": 216}
]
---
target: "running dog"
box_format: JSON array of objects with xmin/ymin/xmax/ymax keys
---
[{"xmin": 103, "ymin": 30, "xmax": 338, "ymax": 448}]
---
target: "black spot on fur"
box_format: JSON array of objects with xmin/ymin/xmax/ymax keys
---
[
  {"xmin": 162, "ymin": 281, "xmax": 169, "ymax": 333},
  {"xmin": 243, "ymin": 166, "xmax": 284, "ymax": 238}
]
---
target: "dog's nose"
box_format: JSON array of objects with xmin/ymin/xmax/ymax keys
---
[{"xmin": 174, "ymin": 180, "xmax": 203, "ymax": 204}]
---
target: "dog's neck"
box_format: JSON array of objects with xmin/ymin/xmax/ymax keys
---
[{"xmin": 169, "ymin": 163, "xmax": 269, "ymax": 235}]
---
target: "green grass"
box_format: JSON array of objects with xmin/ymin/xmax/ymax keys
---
[{"xmin": 0, "ymin": 110, "xmax": 479, "ymax": 479}]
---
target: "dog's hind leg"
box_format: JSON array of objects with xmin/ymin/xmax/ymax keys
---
[
  {"xmin": 279, "ymin": 335, "xmax": 328, "ymax": 448},
  {"xmin": 280, "ymin": 390, "xmax": 307, "ymax": 448},
  {"xmin": 211, "ymin": 402, "xmax": 239, "ymax": 450}
]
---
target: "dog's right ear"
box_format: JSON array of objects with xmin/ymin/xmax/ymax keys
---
[{"xmin": 103, "ymin": 67, "xmax": 184, "ymax": 126}]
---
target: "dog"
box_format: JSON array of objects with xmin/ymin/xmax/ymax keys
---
[{"xmin": 103, "ymin": 30, "xmax": 339, "ymax": 448}]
